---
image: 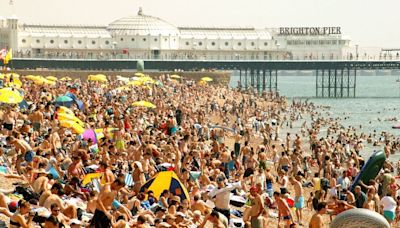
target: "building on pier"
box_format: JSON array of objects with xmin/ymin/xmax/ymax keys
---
[{"xmin": 0, "ymin": 8, "xmax": 350, "ymax": 60}]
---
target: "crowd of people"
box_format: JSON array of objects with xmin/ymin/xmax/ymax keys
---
[{"xmin": 0, "ymin": 72, "xmax": 398, "ymax": 228}]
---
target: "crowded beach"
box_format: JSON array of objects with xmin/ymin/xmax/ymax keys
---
[{"xmin": 0, "ymin": 72, "xmax": 398, "ymax": 227}]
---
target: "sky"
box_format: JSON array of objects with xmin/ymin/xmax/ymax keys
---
[{"xmin": 0, "ymin": 0, "xmax": 399, "ymax": 48}]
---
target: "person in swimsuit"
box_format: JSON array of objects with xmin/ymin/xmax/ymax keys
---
[
  {"xmin": 274, "ymin": 192, "xmax": 294, "ymax": 228},
  {"xmin": 10, "ymin": 200, "xmax": 34, "ymax": 228},
  {"xmin": 90, "ymin": 179, "xmax": 126, "ymax": 228}
]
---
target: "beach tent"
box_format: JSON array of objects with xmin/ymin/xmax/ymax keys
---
[{"xmin": 140, "ymin": 171, "xmax": 190, "ymax": 202}]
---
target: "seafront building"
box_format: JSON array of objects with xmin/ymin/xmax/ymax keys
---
[{"xmin": 0, "ymin": 8, "xmax": 351, "ymax": 60}]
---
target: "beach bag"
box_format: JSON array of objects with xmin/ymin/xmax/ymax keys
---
[{"xmin": 15, "ymin": 186, "xmax": 40, "ymax": 201}]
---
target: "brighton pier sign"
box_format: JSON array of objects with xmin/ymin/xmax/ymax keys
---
[{"xmin": 279, "ymin": 27, "xmax": 341, "ymax": 36}]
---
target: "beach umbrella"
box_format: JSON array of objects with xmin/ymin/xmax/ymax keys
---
[
  {"xmin": 201, "ymin": 77, "xmax": 213, "ymax": 82},
  {"xmin": 0, "ymin": 88, "xmax": 24, "ymax": 104},
  {"xmin": 59, "ymin": 120, "xmax": 84, "ymax": 134},
  {"xmin": 19, "ymin": 100, "xmax": 29, "ymax": 110},
  {"xmin": 82, "ymin": 173, "xmax": 102, "ymax": 186},
  {"xmin": 116, "ymin": 76, "xmax": 130, "ymax": 83},
  {"xmin": 82, "ymin": 129, "xmax": 97, "ymax": 144},
  {"xmin": 198, "ymin": 80, "xmax": 207, "ymax": 86},
  {"xmin": 140, "ymin": 171, "xmax": 190, "ymax": 202},
  {"xmin": 60, "ymin": 76, "xmax": 72, "ymax": 81},
  {"xmin": 132, "ymin": 100, "xmax": 156, "ymax": 109},
  {"xmin": 88, "ymin": 76, "xmax": 108, "ymax": 83},
  {"xmin": 3, "ymin": 73, "xmax": 20, "ymax": 79},
  {"xmin": 46, "ymin": 76, "xmax": 58, "ymax": 81},
  {"xmin": 95, "ymin": 74, "xmax": 107, "ymax": 78},
  {"xmin": 58, "ymin": 106, "xmax": 74, "ymax": 116},
  {"xmin": 5, "ymin": 78, "xmax": 23, "ymax": 89},
  {"xmin": 115, "ymin": 86, "xmax": 131, "ymax": 92},
  {"xmin": 24, "ymin": 75, "xmax": 40, "ymax": 81},
  {"xmin": 170, "ymin": 75, "xmax": 181, "ymax": 79},
  {"xmin": 134, "ymin": 72, "xmax": 145, "ymax": 77},
  {"xmin": 75, "ymin": 99, "xmax": 84, "ymax": 111},
  {"xmin": 128, "ymin": 81, "xmax": 143, "ymax": 86},
  {"xmin": 58, "ymin": 113, "xmax": 84, "ymax": 126},
  {"xmin": 55, "ymin": 95, "xmax": 74, "ymax": 107}
]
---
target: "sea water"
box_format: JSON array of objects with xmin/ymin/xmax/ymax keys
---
[{"xmin": 229, "ymin": 74, "xmax": 400, "ymax": 161}]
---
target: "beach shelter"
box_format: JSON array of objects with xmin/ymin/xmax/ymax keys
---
[
  {"xmin": 140, "ymin": 171, "xmax": 190, "ymax": 202},
  {"xmin": 0, "ymin": 88, "xmax": 24, "ymax": 104}
]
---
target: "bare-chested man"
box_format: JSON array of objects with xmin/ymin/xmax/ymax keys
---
[
  {"xmin": 42, "ymin": 183, "xmax": 77, "ymax": 219},
  {"xmin": 2, "ymin": 107, "xmax": 17, "ymax": 135},
  {"xmin": 290, "ymin": 176, "xmax": 304, "ymax": 225},
  {"xmin": 274, "ymin": 191, "xmax": 294, "ymax": 228},
  {"xmin": 191, "ymin": 194, "xmax": 212, "ymax": 215},
  {"xmin": 6, "ymin": 136, "xmax": 35, "ymax": 174},
  {"xmin": 90, "ymin": 178, "xmax": 125, "ymax": 228},
  {"xmin": 309, "ymin": 202, "xmax": 327, "ymax": 228},
  {"xmin": 248, "ymin": 186, "xmax": 264, "ymax": 228},
  {"xmin": 30, "ymin": 105, "xmax": 44, "ymax": 132}
]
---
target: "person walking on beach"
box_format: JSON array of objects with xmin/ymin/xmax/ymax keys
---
[
  {"xmin": 290, "ymin": 176, "xmax": 304, "ymax": 225},
  {"xmin": 274, "ymin": 191, "xmax": 294, "ymax": 228}
]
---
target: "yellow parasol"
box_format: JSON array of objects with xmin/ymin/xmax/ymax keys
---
[
  {"xmin": 0, "ymin": 88, "xmax": 24, "ymax": 104},
  {"xmin": 59, "ymin": 120, "xmax": 84, "ymax": 134},
  {"xmin": 82, "ymin": 173, "xmax": 103, "ymax": 186},
  {"xmin": 128, "ymin": 81, "xmax": 143, "ymax": 86},
  {"xmin": 32, "ymin": 77, "xmax": 56, "ymax": 86},
  {"xmin": 58, "ymin": 113, "xmax": 84, "ymax": 126},
  {"xmin": 88, "ymin": 75, "xmax": 108, "ymax": 83},
  {"xmin": 24, "ymin": 75, "xmax": 40, "ymax": 81},
  {"xmin": 134, "ymin": 72, "xmax": 145, "ymax": 77},
  {"xmin": 201, "ymin": 77, "xmax": 213, "ymax": 82},
  {"xmin": 170, "ymin": 75, "xmax": 181, "ymax": 79},
  {"xmin": 132, "ymin": 100, "xmax": 156, "ymax": 109},
  {"xmin": 60, "ymin": 76, "xmax": 72, "ymax": 81},
  {"xmin": 58, "ymin": 106, "xmax": 75, "ymax": 116},
  {"xmin": 198, "ymin": 80, "xmax": 207, "ymax": 86},
  {"xmin": 115, "ymin": 86, "xmax": 131, "ymax": 92},
  {"xmin": 5, "ymin": 78, "xmax": 23, "ymax": 88},
  {"xmin": 46, "ymin": 76, "xmax": 58, "ymax": 81},
  {"xmin": 5, "ymin": 73, "xmax": 20, "ymax": 78}
]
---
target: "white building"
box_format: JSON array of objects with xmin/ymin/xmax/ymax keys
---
[{"xmin": 0, "ymin": 8, "xmax": 350, "ymax": 60}]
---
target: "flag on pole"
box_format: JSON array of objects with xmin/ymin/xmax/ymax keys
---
[{"xmin": 3, "ymin": 48, "xmax": 12, "ymax": 65}]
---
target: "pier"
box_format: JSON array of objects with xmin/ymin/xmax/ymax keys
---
[{"xmin": 4, "ymin": 59, "xmax": 400, "ymax": 98}]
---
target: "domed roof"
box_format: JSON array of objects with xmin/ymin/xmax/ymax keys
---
[{"xmin": 107, "ymin": 8, "xmax": 179, "ymax": 36}]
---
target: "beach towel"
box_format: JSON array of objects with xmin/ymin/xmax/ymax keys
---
[
  {"xmin": 125, "ymin": 173, "xmax": 134, "ymax": 186},
  {"xmin": 47, "ymin": 166, "xmax": 60, "ymax": 179},
  {"xmin": 0, "ymin": 166, "xmax": 7, "ymax": 174},
  {"xmin": 92, "ymin": 178, "xmax": 101, "ymax": 193}
]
